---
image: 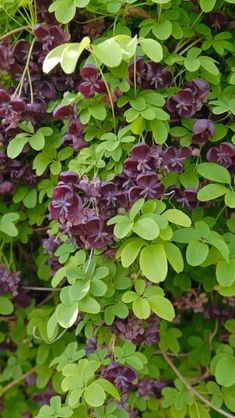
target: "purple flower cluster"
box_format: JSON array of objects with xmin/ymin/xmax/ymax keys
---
[
  {"xmin": 34, "ymin": 23, "xmax": 70, "ymax": 63},
  {"xmin": 79, "ymin": 65, "xmax": 106, "ymax": 98},
  {"xmin": 103, "ymin": 362, "xmax": 137, "ymax": 391},
  {"xmin": 112, "ymin": 314, "xmax": 159, "ymax": 346},
  {"xmin": 167, "ymin": 78, "xmax": 210, "ymax": 118},
  {"xmin": 128, "ymin": 58, "xmax": 173, "ymax": 89},
  {"xmin": 206, "ymin": 142, "xmax": 235, "ymax": 169},
  {"xmin": 192, "ymin": 119, "xmax": 215, "ymax": 145},
  {"xmin": 53, "ymin": 104, "xmax": 87, "ymax": 151},
  {"xmin": 137, "ymin": 379, "xmax": 173, "ymax": 399},
  {"xmin": 0, "ymin": 265, "xmax": 20, "ymax": 296}
]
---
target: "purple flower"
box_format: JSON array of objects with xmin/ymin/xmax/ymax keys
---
[
  {"xmin": 129, "ymin": 173, "xmax": 164, "ymax": 201},
  {"xmin": 0, "ymin": 265, "xmax": 20, "ymax": 296},
  {"xmin": 53, "ymin": 104, "xmax": 75, "ymax": 120},
  {"xmin": 206, "ymin": 142, "xmax": 235, "ymax": 168},
  {"xmin": 34, "ymin": 23, "xmax": 70, "ymax": 51},
  {"xmin": 124, "ymin": 144, "xmax": 161, "ymax": 177},
  {"xmin": 174, "ymin": 188, "xmax": 198, "ymax": 209},
  {"xmin": 162, "ymin": 147, "xmax": 191, "ymax": 172},
  {"xmin": 128, "ymin": 57, "xmax": 149, "ymax": 88},
  {"xmin": 103, "ymin": 363, "xmax": 137, "ymax": 391},
  {"xmin": 167, "ymin": 78, "xmax": 210, "ymax": 118},
  {"xmin": 79, "ymin": 65, "xmax": 106, "ymax": 98},
  {"xmin": 50, "ymin": 184, "xmax": 82, "ymax": 221},
  {"xmin": 83, "ymin": 217, "xmax": 114, "ymax": 249},
  {"xmin": 203, "ymin": 11, "xmax": 228, "ymax": 32},
  {"xmin": 146, "ymin": 62, "xmax": 173, "ymax": 89},
  {"xmin": 192, "ymin": 119, "xmax": 215, "ymax": 144},
  {"xmin": 63, "ymin": 119, "xmax": 87, "ymax": 152},
  {"xmin": 0, "ymin": 44, "xmax": 15, "ymax": 71}
]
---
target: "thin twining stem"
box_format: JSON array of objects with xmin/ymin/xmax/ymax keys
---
[
  {"xmin": 0, "ymin": 25, "xmax": 31, "ymax": 42},
  {"xmin": 1, "ymin": 367, "xmax": 36, "ymax": 394},
  {"xmin": 161, "ymin": 351, "xmax": 235, "ymax": 418}
]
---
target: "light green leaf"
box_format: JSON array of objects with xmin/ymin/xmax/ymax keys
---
[
  {"xmin": 216, "ymin": 260, "xmax": 235, "ymax": 287},
  {"xmin": 0, "ymin": 212, "xmax": 20, "ymax": 237},
  {"xmin": 84, "ymin": 382, "xmax": 106, "ymax": 407},
  {"xmin": 114, "ymin": 219, "xmax": 133, "ymax": 239},
  {"xmin": 29, "ymin": 130, "xmax": 45, "ymax": 151},
  {"xmin": 163, "ymin": 209, "xmax": 191, "ymax": 227},
  {"xmin": 140, "ymin": 244, "xmax": 168, "ymax": 282},
  {"xmin": 0, "ymin": 296, "xmax": 14, "ymax": 315},
  {"xmin": 92, "ymin": 39, "xmax": 123, "ymax": 67},
  {"xmin": 97, "ymin": 379, "xmax": 120, "ymax": 401},
  {"xmin": 120, "ymin": 239, "xmax": 145, "ymax": 268},
  {"xmin": 197, "ymin": 184, "xmax": 227, "ymax": 201},
  {"xmin": 148, "ymin": 296, "xmax": 175, "ymax": 321},
  {"xmin": 61, "ymin": 38, "xmax": 90, "ymax": 74},
  {"xmin": 79, "ymin": 296, "xmax": 100, "ymax": 314},
  {"xmin": 139, "ymin": 38, "xmax": 163, "ymax": 62},
  {"xmin": 215, "ymin": 356, "xmax": 235, "ymax": 387},
  {"xmin": 199, "ymin": 0, "xmax": 216, "ymax": 12},
  {"xmin": 197, "ymin": 163, "xmax": 231, "ymax": 184},
  {"xmin": 7, "ymin": 135, "xmax": 29, "ymax": 159},
  {"xmin": 164, "ymin": 242, "xmax": 184, "ymax": 273},
  {"xmin": 133, "ymin": 297, "xmax": 151, "ymax": 319},
  {"xmin": 43, "ymin": 44, "xmax": 68, "ymax": 73},
  {"xmin": 225, "ymin": 190, "xmax": 235, "ymax": 208},
  {"xmin": 186, "ymin": 242, "xmax": 209, "ymax": 266},
  {"xmin": 56, "ymin": 303, "xmax": 78, "ymax": 328},
  {"xmin": 133, "ymin": 217, "xmax": 159, "ymax": 240}
]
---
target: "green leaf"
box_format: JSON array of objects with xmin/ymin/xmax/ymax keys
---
[
  {"xmin": 140, "ymin": 244, "xmax": 168, "ymax": 282},
  {"xmin": 7, "ymin": 135, "xmax": 29, "ymax": 159},
  {"xmin": 70, "ymin": 281, "xmax": 90, "ymax": 301},
  {"xmin": 197, "ymin": 184, "xmax": 227, "ymax": 201},
  {"xmin": 225, "ymin": 190, "xmax": 235, "ymax": 208},
  {"xmin": 151, "ymin": 119, "xmax": 169, "ymax": 143},
  {"xmin": 120, "ymin": 239, "xmax": 145, "ymax": 268},
  {"xmin": 61, "ymin": 38, "xmax": 90, "ymax": 74},
  {"xmin": 93, "ymin": 39, "xmax": 123, "ymax": 67},
  {"xmin": 164, "ymin": 243, "xmax": 184, "ymax": 273},
  {"xmin": 114, "ymin": 219, "xmax": 133, "ymax": 239},
  {"xmin": 215, "ymin": 356, "xmax": 235, "ymax": 387},
  {"xmin": 139, "ymin": 38, "xmax": 163, "ymax": 62},
  {"xmin": 200, "ymin": 56, "xmax": 219, "ymax": 76},
  {"xmin": 152, "ymin": 20, "xmax": 172, "ymax": 40},
  {"xmin": 0, "ymin": 213, "xmax": 19, "ymax": 237},
  {"xmin": 133, "ymin": 297, "xmax": 151, "ymax": 319},
  {"xmin": 197, "ymin": 163, "xmax": 231, "ymax": 184},
  {"xmin": 0, "ymin": 296, "xmax": 14, "ymax": 315},
  {"xmin": 148, "ymin": 296, "xmax": 175, "ymax": 321},
  {"xmin": 56, "ymin": 303, "xmax": 78, "ymax": 328},
  {"xmin": 129, "ymin": 198, "xmax": 145, "ymax": 220},
  {"xmin": 84, "ymin": 382, "xmax": 106, "ymax": 407},
  {"xmin": 122, "ymin": 291, "xmax": 138, "ymax": 303},
  {"xmin": 29, "ymin": 130, "xmax": 45, "ymax": 151},
  {"xmin": 43, "ymin": 44, "xmax": 68, "ymax": 73},
  {"xmin": 79, "ymin": 296, "xmax": 100, "ymax": 314},
  {"xmin": 97, "ymin": 379, "xmax": 120, "ymax": 401},
  {"xmin": 186, "ymin": 242, "xmax": 209, "ymax": 266},
  {"xmin": 163, "ymin": 209, "xmax": 191, "ymax": 227},
  {"xmin": 173, "ymin": 228, "xmax": 201, "ymax": 243},
  {"xmin": 216, "ymin": 260, "xmax": 235, "ymax": 287},
  {"xmin": 133, "ymin": 217, "xmax": 159, "ymax": 240},
  {"xmin": 199, "ymin": 0, "xmax": 216, "ymax": 12}
]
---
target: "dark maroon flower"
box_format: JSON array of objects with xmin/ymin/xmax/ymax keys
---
[
  {"xmin": 129, "ymin": 173, "xmax": 164, "ymax": 201},
  {"xmin": 50, "ymin": 184, "xmax": 82, "ymax": 221},
  {"xmin": 124, "ymin": 144, "xmax": 161, "ymax": 177},
  {"xmin": 206, "ymin": 142, "xmax": 235, "ymax": 168},
  {"xmin": 203, "ymin": 11, "xmax": 228, "ymax": 32},
  {"xmin": 103, "ymin": 363, "xmax": 137, "ymax": 391},
  {"xmin": 34, "ymin": 23, "xmax": 70, "ymax": 51},
  {"xmin": 166, "ymin": 89, "xmax": 195, "ymax": 118},
  {"xmin": 100, "ymin": 182, "xmax": 118, "ymax": 207},
  {"xmin": 128, "ymin": 57, "xmax": 150, "ymax": 88},
  {"xmin": 146, "ymin": 63, "xmax": 173, "ymax": 89},
  {"xmin": 182, "ymin": 78, "xmax": 210, "ymax": 110},
  {"xmin": 53, "ymin": 104, "xmax": 75, "ymax": 120},
  {"xmin": 192, "ymin": 119, "xmax": 215, "ymax": 144},
  {"xmin": 0, "ymin": 44, "xmax": 15, "ymax": 71},
  {"xmin": 79, "ymin": 65, "xmax": 106, "ymax": 98},
  {"xmin": 63, "ymin": 119, "xmax": 87, "ymax": 151},
  {"xmin": 0, "ymin": 181, "xmax": 14, "ymax": 194},
  {"xmin": 0, "ymin": 265, "xmax": 20, "ymax": 296},
  {"xmin": 59, "ymin": 171, "xmax": 79, "ymax": 185},
  {"xmin": 175, "ymin": 188, "xmax": 198, "ymax": 210},
  {"xmin": 83, "ymin": 217, "xmax": 113, "ymax": 249},
  {"xmin": 163, "ymin": 147, "xmax": 191, "ymax": 172}
]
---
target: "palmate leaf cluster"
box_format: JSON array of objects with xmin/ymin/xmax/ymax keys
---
[{"xmin": 1, "ymin": 0, "xmax": 235, "ymax": 418}]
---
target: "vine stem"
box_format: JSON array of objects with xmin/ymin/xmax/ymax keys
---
[
  {"xmin": 1, "ymin": 367, "xmax": 36, "ymax": 395},
  {"xmin": 0, "ymin": 25, "xmax": 31, "ymax": 42},
  {"xmin": 13, "ymin": 38, "xmax": 36, "ymax": 99},
  {"xmin": 161, "ymin": 351, "xmax": 235, "ymax": 418}
]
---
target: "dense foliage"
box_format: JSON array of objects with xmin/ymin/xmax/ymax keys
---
[{"xmin": 1, "ymin": 0, "xmax": 235, "ymax": 417}]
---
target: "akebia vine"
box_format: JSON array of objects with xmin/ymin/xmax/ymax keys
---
[{"xmin": 1, "ymin": 0, "xmax": 235, "ymax": 417}]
